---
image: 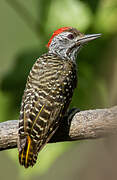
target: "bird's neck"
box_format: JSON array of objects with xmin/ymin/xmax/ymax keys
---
[{"xmin": 48, "ymin": 48, "xmax": 77, "ymax": 63}]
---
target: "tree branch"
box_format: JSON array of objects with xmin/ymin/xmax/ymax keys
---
[{"xmin": 0, "ymin": 106, "xmax": 117, "ymax": 151}]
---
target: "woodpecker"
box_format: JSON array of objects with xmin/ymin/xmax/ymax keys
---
[{"xmin": 18, "ymin": 27, "xmax": 101, "ymax": 168}]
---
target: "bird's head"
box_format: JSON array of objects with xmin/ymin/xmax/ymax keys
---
[{"xmin": 47, "ymin": 27, "xmax": 101, "ymax": 61}]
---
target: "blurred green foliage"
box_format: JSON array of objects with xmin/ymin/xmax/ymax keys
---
[{"xmin": 0, "ymin": 0, "xmax": 117, "ymax": 179}]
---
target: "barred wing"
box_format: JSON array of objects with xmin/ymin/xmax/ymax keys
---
[{"xmin": 18, "ymin": 53, "xmax": 77, "ymax": 167}]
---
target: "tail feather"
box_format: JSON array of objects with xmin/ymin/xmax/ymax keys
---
[{"xmin": 19, "ymin": 135, "xmax": 37, "ymax": 168}]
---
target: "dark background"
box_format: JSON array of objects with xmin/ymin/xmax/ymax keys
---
[{"xmin": 0, "ymin": 0, "xmax": 117, "ymax": 179}]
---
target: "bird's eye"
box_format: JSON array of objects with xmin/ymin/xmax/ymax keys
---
[{"xmin": 67, "ymin": 34, "xmax": 74, "ymax": 40}]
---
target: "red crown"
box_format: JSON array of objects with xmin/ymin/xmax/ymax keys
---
[{"xmin": 47, "ymin": 27, "xmax": 71, "ymax": 48}]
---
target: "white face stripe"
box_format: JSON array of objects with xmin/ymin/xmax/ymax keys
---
[
  {"xmin": 49, "ymin": 31, "xmax": 81, "ymax": 62},
  {"xmin": 49, "ymin": 31, "xmax": 74, "ymax": 48}
]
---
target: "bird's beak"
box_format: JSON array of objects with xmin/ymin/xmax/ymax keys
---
[{"xmin": 77, "ymin": 34, "xmax": 101, "ymax": 45}]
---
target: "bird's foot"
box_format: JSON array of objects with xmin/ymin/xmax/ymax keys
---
[{"xmin": 67, "ymin": 108, "xmax": 80, "ymax": 125}]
